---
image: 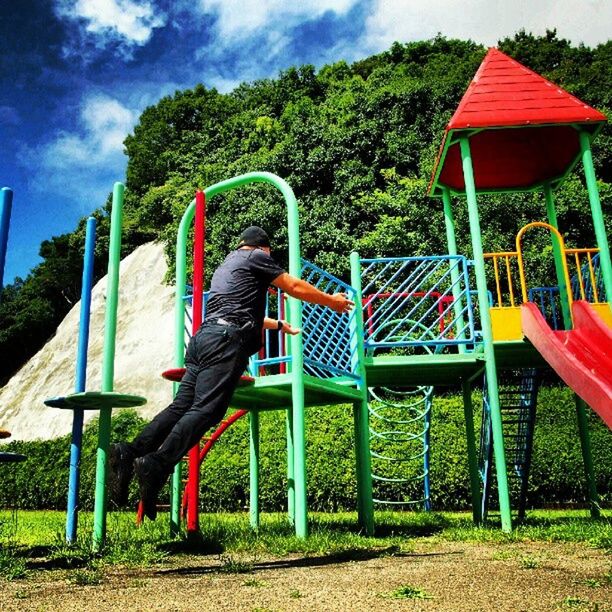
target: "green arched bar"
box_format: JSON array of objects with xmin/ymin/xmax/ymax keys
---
[{"xmin": 172, "ymin": 172, "xmax": 309, "ymax": 536}]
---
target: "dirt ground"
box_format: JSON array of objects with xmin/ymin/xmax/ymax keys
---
[{"xmin": 1, "ymin": 541, "xmax": 610, "ymax": 611}]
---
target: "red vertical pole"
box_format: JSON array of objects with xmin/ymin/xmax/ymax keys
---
[{"xmin": 187, "ymin": 190, "xmax": 206, "ymax": 535}]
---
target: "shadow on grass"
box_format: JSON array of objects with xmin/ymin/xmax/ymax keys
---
[
  {"xmin": 160, "ymin": 534, "xmax": 225, "ymax": 556},
  {"xmin": 154, "ymin": 544, "xmax": 436, "ymax": 577},
  {"xmin": 10, "ymin": 544, "xmax": 96, "ymax": 571}
]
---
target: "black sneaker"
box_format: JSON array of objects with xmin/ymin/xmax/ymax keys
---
[
  {"xmin": 134, "ymin": 456, "xmax": 164, "ymax": 521},
  {"xmin": 108, "ymin": 443, "xmax": 135, "ymax": 507}
]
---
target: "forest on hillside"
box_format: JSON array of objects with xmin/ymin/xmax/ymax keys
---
[{"xmin": 0, "ymin": 30, "xmax": 610, "ymax": 384}]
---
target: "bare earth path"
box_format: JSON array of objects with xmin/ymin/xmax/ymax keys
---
[{"xmin": 1, "ymin": 541, "xmax": 610, "ymax": 611}]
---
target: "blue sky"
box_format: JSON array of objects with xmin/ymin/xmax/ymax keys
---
[{"xmin": 1, "ymin": 0, "xmax": 610, "ymax": 283}]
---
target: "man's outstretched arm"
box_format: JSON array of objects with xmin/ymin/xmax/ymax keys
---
[{"xmin": 271, "ymin": 273, "xmax": 354, "ymax": 314}]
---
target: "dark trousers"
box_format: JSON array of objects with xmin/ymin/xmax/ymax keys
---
[{"xmin": 129, "ymin": 321, "xmax": 252, "ymax": 476}]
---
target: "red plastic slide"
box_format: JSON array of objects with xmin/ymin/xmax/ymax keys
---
[{"xmin": 521, "ymin": 301, "xmax": 612, "ymax": 429}]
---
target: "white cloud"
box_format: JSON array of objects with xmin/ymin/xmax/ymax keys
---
[
  {"xmin": 199, "ymin": 0, "xmax": 357, "ymax": 39},
  {"xmin": 56, "ymin": 0, "xmax": 166, "ymax": 56},
  {"xmin": 44, "ymin": 95, "xmax": 136, "ymax": 167},
  {"xmin": 20, "ymin": 94, "xmax": 137, "ymax": 212},
  {"xmin": 363, "ymin": 0, "xmax": 612, "ymax": 52}
]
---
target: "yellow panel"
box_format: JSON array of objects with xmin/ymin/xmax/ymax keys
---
[
  {"xmin": 490, "ymin": 307, "xmax": 523, "ymax": 341},
  {"xmin": 590, "ymin": 303, "xmax": 612, "ymax": 329}
]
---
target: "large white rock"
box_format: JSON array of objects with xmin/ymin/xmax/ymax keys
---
[{"xmin": 0, "ymin": 241, "xmax": 177, "ymax": 441}]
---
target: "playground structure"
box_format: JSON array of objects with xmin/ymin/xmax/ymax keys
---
[
  {"xmin": 37, "ymin": 48, "xmax": 610, "ymax": 548},
  {"xmin": 172, "ymin": 48, "xmax": 611, "ymax": 537}
]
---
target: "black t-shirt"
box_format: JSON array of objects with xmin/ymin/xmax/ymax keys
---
[{"xmin": 204, "ymin": 248, "xmax": 286, "ymax": 332}]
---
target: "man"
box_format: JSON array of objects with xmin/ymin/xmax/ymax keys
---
[{"xmin": 109, "ymin": 226, "xmax": 354, "ymax": 519}]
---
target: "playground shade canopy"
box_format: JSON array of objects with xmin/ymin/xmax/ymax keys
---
[{"xmin": 429, "ymin": 48, "xmax": 607, "ymax": 196}]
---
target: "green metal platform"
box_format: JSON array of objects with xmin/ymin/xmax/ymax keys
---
[
  {"xmin": 361, "ymin": 340, "xmax": 548, "ymax": 388},
  {"xmin": 493, "ymin": 340, "xmax": 549, "ymax": 369},
  {"xmin": 229, "ymin": 373, "xmax": 362, "ymax": 410},
  {"xmin": 364, "ymin": 352, "xmax": 484, "ymax": 387}
]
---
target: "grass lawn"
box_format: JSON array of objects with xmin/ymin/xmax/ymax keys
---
[
  {"xmin": 1, "ymin": 508, "xmax": 610, "ymax": 568},
  {"xmin": 0, "ymin": 510, "xmax": 610, "ymax": 611}
]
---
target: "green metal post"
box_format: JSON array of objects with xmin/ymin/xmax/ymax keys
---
[
  {"xmin": 350, "ymin": 251, "xmax": 374, "ymax": 535},
  {"xmin": 577, "ymin": 131, "xmax": 606, "ymax": 518},
  {"xmin": 544, "ymin": 182, "xmax": 599, "ymax": 516},
  {"xmin": 286, "ymin": 407, "xmax": 295, "ymax": 525},
  {"xmin": 173, "ymin": 172, "xmax": 305, "ymax": 536},
  {"xmin": 574, "ymin": 397, "xmax": 601, "ymax": 517},
  {"xmin": 459, "ymin": 137, "xmax": 512, "ymax": 532},
  {"xmin": 92, "ymin": 182, "xmax": 124, "ymax": 551},
  {"xmin": 579, "ymin": 130, "xmax": 612, "ymax": 312},
  {"xmin": 170, "ymin": 481, "xmax": 181, "ymax": 536},
  {"xmin": 442, "ymin": 187, "xmax": 467, "ymax": 352},
  {"xmin": 249, "ymin": 410, "xmax": 260, "ymax": 530},
  {"xmin": 461, "ymin": 381, "xmax": 482, "ymax": 524},
  {"xmin": 543, "ymin": 184, "xmax": 572, "ymax": 328},
  {"xmin": 286, "ymin": 199, "xmax": 307, "ymax": 539}
]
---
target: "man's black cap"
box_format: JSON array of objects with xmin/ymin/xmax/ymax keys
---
[{"xmin": 237, "ymin": 226, "xmax": 271, "ymax": 248}]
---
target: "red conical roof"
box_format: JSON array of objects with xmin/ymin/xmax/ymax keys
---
[
  {"xmin": 449, "ymin": 48, "xmax": 606, "ymax": 129},
  {"xmin": 429, "ymin": 49, "xmax": 607, "ymax": 196}
]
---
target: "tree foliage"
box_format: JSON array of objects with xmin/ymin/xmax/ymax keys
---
[{"xmin": 0, "ymin": 31, "xmax": 609, "ymax": 385}]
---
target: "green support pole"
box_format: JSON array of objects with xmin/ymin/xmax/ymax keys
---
[
  {"xmin": 543, "ymin": 184, "xmax": 572, "ymax": 328},
  {"xmin": 350, "ymin": 251, "xmax": 374, "ymax": 535},
  {"xmin": 92, "ymin": 182, "xmax": 124, "ymax": 551},
  {"xmin": 574, "ymin": 397, "xmax": 601, "ymax": 518},
  {"xmin": 170, "ymin": 450, "xmax": 181, "ymax": 536},
  {"xmin": 580, "ymin": 130, "xmax": 612, "ymax": 312},
  {"xmin": 173, "ymin": 172, "xmax": 305, "ymax": 537},
  {"xmin": 459, "ymin": 137, "xmax": 512, "ymax": 532},
  {"xmin": 461, "ymin": 381, "xmax": 482, "ymax": 524},
  {"xmin": 249, "ymin": 410, "xmax": 260, "ymax": 530},
  {"xmin": 578, "ymin": 131, "xmax": 606, "ymax": 518},
  {"xmin": 286, "ymin": 407, "xmax": 295, "ymax": 525},
  {"xmin": 442, "ymin": 187, "xmax": 467, "ymax": 352}
]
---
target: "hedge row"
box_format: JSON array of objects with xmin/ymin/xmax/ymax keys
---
[{"xmin": 0, "ymin": 386, "xmax": 610, "ymax": 512}]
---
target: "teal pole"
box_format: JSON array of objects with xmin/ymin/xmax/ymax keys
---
[
  {"xmin": 459, "ymin": 137, "xmax": 512, "ymax": 532},
  {"xmin": 579, "ymin": 130, "xmax": 612, "ymax": 311},
  {"xmin": 249, "ymin": 410, "xmax": 260, "ymax": 530},
  {"xmin": 442, "ymin": 187, "xmax": 467, "ymax": 352},
  {"xmin": 173, "ymin": 172, "xmax": 305, "ymax": 536},
  {"xmin": 577, "ymin": 131, "xmax": 607, "ymax": 518},
  {"xmin": 286, "ymin": 198, "xmax": 307, "ymax": 538},
  {"xmin": 461, "ymin": 381, "xmax": 482, "ymax": 524},
  {"xmin": 543, "ymin": 184, "xmax": 572, "ymax": 328},
  {"xmin": 93, "ymin": 182, "xmax": 124, "ymax": 550},
  {"xmin": 574, "ymin": 397, "xmax": 601, "ymax": 517},
  {"xmin": 170, "ymin": 382, "xmax": 181, "ymax": 536},
  {"xmin": 350, "ymin": 251, "xmax": 374, "ymax": 535}
]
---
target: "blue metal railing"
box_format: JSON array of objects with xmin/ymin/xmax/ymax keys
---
[
  {"xmin": 528, "ymin": 253, "xmax": 605, "ymax": 330},
  {"xmin": 528, "ymin": 286, "xmax": 562, "ymax": 330},
  {"xmin": 183, "ymin": 260, "xmax": 359, "ymax": 381},
  {"xmin": 360, "ymin": 255, "xmax": 475, "ymax": 350}
]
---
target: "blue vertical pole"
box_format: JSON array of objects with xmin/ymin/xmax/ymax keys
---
[
  {"xmin": 66, "ymin": 217, "xmax": 97, "ymax": 543},
  {"xmin": 0, "ymin": 187, "xmax": 14, "ymax": 296}
]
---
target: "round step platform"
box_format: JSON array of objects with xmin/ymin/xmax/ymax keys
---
[
  {"xmin": 0, "ymin": 429, "xmax": 11, "ymax": 439},
  {"xmin": 0, "ymin": 452, "xmax": 26, "ymax": 463},
  {"xmin": 44, "ymin": 391, "xmax": 147, "ymax": 410},
  {"xmin": 161, "ymin": 368, "xmax": 255, "ymax": 386}
]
